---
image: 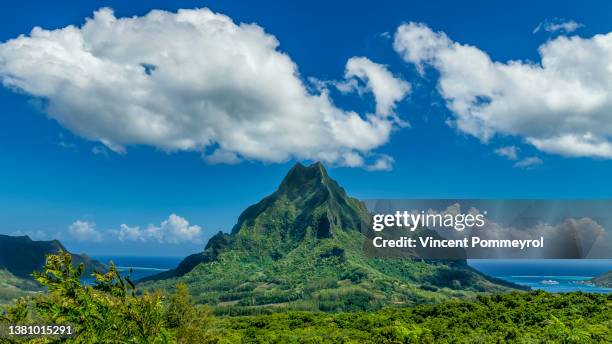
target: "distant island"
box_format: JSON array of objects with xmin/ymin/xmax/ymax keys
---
[{"xmin": 591, "ymin": 270, "xmax": 612, "ymax": 288}]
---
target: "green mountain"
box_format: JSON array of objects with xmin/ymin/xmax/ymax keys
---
[
  {"xmin": 591, "ymin": 270, "xmax": 612, "ymax": 288},
  {"xmin": 142, "ymin": 162, "xmax": 520, "ymax": 313},
  {"xmin": 0, "ymin": 234, "xmax": 106, "ymax": 280}
]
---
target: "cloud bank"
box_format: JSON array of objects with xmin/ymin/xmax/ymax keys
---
[
  {"xmin": 63, "ymin": 214, "xmax": 203, "ymax": 244},
  {"xmin": 117, "ymin": 214, "xmax": 203, "ymax": 244},
  {"xmin": 394, "ymin": 22, "xmax": 612, "ymax": 159},
  {"xmin": 0, "ymin": 8, "xmax": 409, "ymax": 170}
]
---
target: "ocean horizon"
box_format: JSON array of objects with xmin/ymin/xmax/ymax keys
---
[
  {"xmin": 91, "ymin": 256, "xmax": 184, "ymax": 282},
  {"xmin": 469, "ymin": 259, "xmax": 612, "ymax": 293}
]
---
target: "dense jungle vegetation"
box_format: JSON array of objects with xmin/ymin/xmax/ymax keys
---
[{"xmin": 1, "ymin": 252, "xmax": 610, "ymax": 343}]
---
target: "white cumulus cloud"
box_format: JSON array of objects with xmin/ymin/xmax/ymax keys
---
[
  {"xmin": 394, "ymin": 22, "xmax": 612, "ymax": 159},
  {"xmin": 117, "ymin": 224, "xmax": 143, "ymax": 242},
  {"xmin": 339, "ymin": 57, "xmax": 410, "ymax": 118},
  {"xmin": 117, "ymin": 214, "xmax": 203, "ymax": 244},
  {"xmin": 68, "ymin": 220, "xmax": 102, "ymax": 242},
  {"xmin": 364, "ymin": 154, "xmax": 394, "ymax": 171},
  {"xmin": 0, "ymin": 8, "xmax": 410, "ymax": 170}
]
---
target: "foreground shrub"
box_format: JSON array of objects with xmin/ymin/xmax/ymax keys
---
[{"xmin": 0, "ymin": 252, "xmax": 219, "ymax": 343}]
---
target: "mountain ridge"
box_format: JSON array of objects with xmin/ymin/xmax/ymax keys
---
[{"xmin": 0, "ymin": 234, "xmax": 106, "ymax": 280}]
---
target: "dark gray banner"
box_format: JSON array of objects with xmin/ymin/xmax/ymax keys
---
[{"xmin": 362, "ymin": 200, "xmax": 612, "ymax": 259}]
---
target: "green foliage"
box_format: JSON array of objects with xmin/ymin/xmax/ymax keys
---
[
  {"xmin": 211, "ymin": 291, "xmax": 611, "ymax": 343},
  {"xmin": 0, "ymin": 252, "xmax": 219, "ymax": 343}
]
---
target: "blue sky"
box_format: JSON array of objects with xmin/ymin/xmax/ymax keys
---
[{"xmin": 1, "ymin": 1, "xmax": 612, "ymax": 255}]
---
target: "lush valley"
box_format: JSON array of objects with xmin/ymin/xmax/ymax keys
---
[
  {"xmin": 213, "ymin": 291, "xmax": 612, "ymax": 343},
  {"xmin": 141, "ymin": 162, "xmax": 520, "ymax": 314}
]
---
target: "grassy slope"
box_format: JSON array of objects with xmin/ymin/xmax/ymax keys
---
[{"xmin": 0, "ymin": 269, "xmax": 39, "ymax": 304}]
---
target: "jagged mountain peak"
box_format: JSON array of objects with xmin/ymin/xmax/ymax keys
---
[
  {"xmin": 277, "ymin": 162, "xmax": 334, "ymax": 196},
  {"xmin": 231, "ymin": 162, "xmax": 366, "ymax": 238},
  {"xmin": 282, "ymin": 161, "xmax": 328, "ymax": 181}
]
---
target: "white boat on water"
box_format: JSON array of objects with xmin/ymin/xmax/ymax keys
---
[{"xmin": 540, "ymin": 280, "xmax": 559, "ymax": 285}]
